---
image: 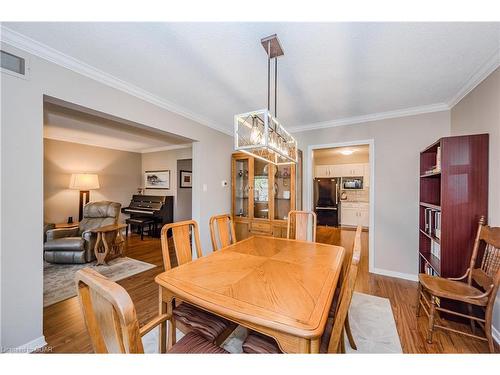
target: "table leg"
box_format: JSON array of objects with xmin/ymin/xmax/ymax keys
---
[
  {"xmin": 310, "ymin": 338, "xmax": 320, "ymax": 353},
  {"xmin": 159, "ymin": 287, "xmax": 168, "ymax": 353},
  {"xmin": 167, "ymin": 301, "xmax": 177, "ymax": 350},
  {"xmin": 94, "ymin": 232, "xmax": 104, "ymax": 265}
]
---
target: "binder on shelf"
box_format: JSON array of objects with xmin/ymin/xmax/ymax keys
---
[
  {"xmin": 431, "ymin": 240, "xmax": 441, "ymax": 260},
  {"xmin": 424, "ymin": 208, "xmax": 434, "ymax": 235},
  {"xmin": 434, "ymin": 211, "xmax": 441, "ymax": 239}
]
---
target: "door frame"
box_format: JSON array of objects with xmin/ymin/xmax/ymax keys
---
[{"xmin": 305, "ymin": 139, "xmax": 375, "ymax": 273}]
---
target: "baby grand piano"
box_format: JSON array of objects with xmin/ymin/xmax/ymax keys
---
[{"xmin": 121, "ymin": 195, "xmax": 173, "ymax": 238}]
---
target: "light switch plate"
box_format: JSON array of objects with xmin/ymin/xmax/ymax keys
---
[{"xmin": 202, "ymin": 184, "xmax": 208, "ymax": 192}]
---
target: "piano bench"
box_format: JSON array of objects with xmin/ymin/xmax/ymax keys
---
[{"xmin": 125, "ymin": 218, "xmax": 156, "ymax": 240}]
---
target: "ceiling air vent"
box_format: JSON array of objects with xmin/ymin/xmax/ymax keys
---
[{"xmin": 1, "ymin": 49, "xmax": 28, "ymax": 79}]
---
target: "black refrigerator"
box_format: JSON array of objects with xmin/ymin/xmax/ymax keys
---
[{"xmin": 313, "ymin": 178, "xmax": 340, "ymax": 226}]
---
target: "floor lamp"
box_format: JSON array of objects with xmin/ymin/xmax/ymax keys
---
[{"xmin": 69, "ymin": 173, "xmax": 100, "ymax": 221}]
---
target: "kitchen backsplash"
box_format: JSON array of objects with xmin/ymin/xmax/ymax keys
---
[{"xmin": 341, "ymin": 189, "xmax": 369, "ymax": 202}]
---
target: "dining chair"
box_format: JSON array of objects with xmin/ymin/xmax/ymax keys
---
[
  {"xmin": 75, "ymin": 267, "xmax": 227, "ymax": 353},
  {"xmin": 160, "ymin": 220, "xmax": 236, "ymax": 348},
  {"xmin": 242, "ymin": 226, "xmax": 362, "ymax": 354},
  {"xmin": 417, "ymin": 216, "xmax": 500, "ymax": 353},
  {"xmin": 287, "ymin": 210, "xmax": 317, "ymax": 242},
  {"xmin": 209, "ymin": 213, "xmax": 237, "ymax": 251},
  {"xmin": 328, "ymin": 225, "xmax": 362, "ymax": 351}
]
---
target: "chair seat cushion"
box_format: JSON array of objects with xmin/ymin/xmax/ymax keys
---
[
  {"xmin": 418, "ymin": 274, "xmax": 488, "ymax": 306},
  {"xmin": 173, "ymin": 302, "xmax": 233, "ymax": 342},
  {"xmin": 44, "ymin": 237, "xmax": 85, "ymax": 252},
  {"xmin": 242, "ymin": 332, "xmax": 282, "ymax": 354},
  {"xmin": 168, "ymin": 331, "xmax": 228, "ymax": 354}
]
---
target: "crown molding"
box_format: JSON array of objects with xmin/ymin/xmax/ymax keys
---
[
  {"xmin": 0, "ymin": 26, "xmax": 232, "ymax": 136},
  {"xmin": 140, "ymin": 143, "xmax": 192, "ymax": 153},
  {"xmin": 288, "ymin": 103, "xmax": 450, "ymax": 133},
  {"xmin": 447, "ymin": 48, "xmax": 500, "ymax": 108}
]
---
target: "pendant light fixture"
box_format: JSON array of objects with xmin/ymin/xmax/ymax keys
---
[{"xmin": 234, "ymin": 34, "xmax": 298, "ymax": 165}]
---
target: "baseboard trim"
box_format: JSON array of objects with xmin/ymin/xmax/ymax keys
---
[
  {"xmin": 6, "ymin": 335, "xmax": 47, "ymax": 353},
  {"xmin": 370, "ymin": 267, "xmax": 418, "ymax": 282}
]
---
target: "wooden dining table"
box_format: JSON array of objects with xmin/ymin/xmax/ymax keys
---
[{"xmin": 154, "ymin": 235, "xmax": 345, "ymax": 353}]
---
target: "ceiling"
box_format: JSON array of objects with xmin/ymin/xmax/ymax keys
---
[
  {"xmin": 314, "ymin": 145, "xmax": 369, "ymax": 164},
  {"xmin": 5, "ymin": 22, "xmax": 500, "ymax": 134},
  {"xmin": 43, "ymin": 101, "xmax": 193, "ymax": 153}
]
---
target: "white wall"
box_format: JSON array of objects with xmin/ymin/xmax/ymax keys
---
[
  {"xmin": 450, "ymin": 67, "xmax": 500, "ymax": 340},
  {"xmin": 295, "ymin": 111, "xmax": 451, "ymax": 279},
  {"xmin": 141, "ymin": 147, "xmax": 192, "ymax": 222},
  {"xmin": 44, "ymin": 138, "xmax": 142, "ymax": 224},
  {"xmin": 0, "ymin": 42, "xmax": 232, "ymax": 349}
]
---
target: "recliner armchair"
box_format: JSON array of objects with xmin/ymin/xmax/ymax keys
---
[{"xmin": 44, "ymin": 201, "xmax": 121, "ymax": 264}]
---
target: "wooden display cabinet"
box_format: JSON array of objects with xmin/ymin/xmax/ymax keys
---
[{"xmin": 232, "ymin": 152, "xmax": 300, "ymax": 240}]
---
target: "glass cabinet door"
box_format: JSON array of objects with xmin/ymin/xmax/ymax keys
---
[
  {"xmin": 274, "ymin": 164, "xmax": 293, "ymax": 220},
  {"xmin": 253, "ymin": 158, "xmax": 269, "ymax": 219},
  {"xmin": 233, "ymin": 158, "xmax": 250, "ymax": 218}
]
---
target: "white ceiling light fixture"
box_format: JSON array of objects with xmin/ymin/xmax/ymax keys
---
[
  {"xmin": 340, "ymin": 149, "xmax": 355, "ymax": 155},
  {"xmin": 234, "ymin": 34, "xmax": 298, "ymax": 165}
]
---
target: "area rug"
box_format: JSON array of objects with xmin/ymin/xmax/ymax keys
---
[
  {"xmin": 43, "ymin": 257, "xmax": 156, "ymax": 307},
  {"xmin": 142, "ymin": 292, "xmax": 402, "ymax": 353}
]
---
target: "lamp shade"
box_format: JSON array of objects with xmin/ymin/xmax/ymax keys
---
[{"xmin": 69, "ymin": 173, "xmax": 100, "ymax": 190}]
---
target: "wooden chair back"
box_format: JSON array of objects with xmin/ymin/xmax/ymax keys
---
[
  {"xmin": 75, "ymin": 267, "xmax": 144, "ymax": 353},
  {"xmin": 161, "ymin": 220, "xmax": 203, "ymax": 271},
  {"xmin": 287, "ymin": 210, "xmax": 317, "ymax": 242},
  {"xmin": 468, "ymin": 217, "xmax": 500, "ymax": 310},
  {"xmin": 327, "ymin": 226, "xmax": 362, "ymax": 352},
  {"xmin": 209, "ymin": 214, "xmax": 236, "ymax": 251},
  {"xmin": 340, "ymin": 226, "xmax": 362, "ymax": 285}
]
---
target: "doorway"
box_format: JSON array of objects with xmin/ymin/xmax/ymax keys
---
[
  {"xmin": 306, "ymin": 140, "xmax": 375, "ymax": 273},
  {"xmin": 176, "ymin": 158, "xmax": 193, "ymax": 221}
]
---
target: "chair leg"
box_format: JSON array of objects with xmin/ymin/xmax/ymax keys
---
[
  {"xmin": 167, "ymin": 318, "xmax": 177, "ymax": 351},
  {"xmin": 126, "ymin": 224, "xmax": 129, "ymax": 237},
  {"xmin": 427, "ymin": 295, "xmax": 436, "ymax": 344},
  {"xmin": 345, "ymin": 313, "xmax": 357, "ymax": 350},
  {"xmin": 467, "ymin": 304, "xmax": 476, "ymax": 335},
  {"xmin": 416, "ymin": 283, "xmax": 422, "ymax": 317},
  {"xmin": 140, "ymin": 226, "xmax": 144, "ymax": 240},
  {"xmin": 340, "ymin": 328, "xmax": 346, "ymax": 353},
  {"xmin": 485, "ymin": 309, "xmax": 495, "ymax": 353}
]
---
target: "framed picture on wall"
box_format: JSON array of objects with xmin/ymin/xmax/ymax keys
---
[
  {"xmin": 180, "ymin": 170, "xmax": 192, "ymax": 188},
  {"xmin": 144, "ymin": 170, "xmax": 170, "ymax": 189}
]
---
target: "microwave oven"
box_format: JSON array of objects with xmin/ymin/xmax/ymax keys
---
[{"xmin": 341, "ymin": 177, "xmax": 363, "ymax": 190}]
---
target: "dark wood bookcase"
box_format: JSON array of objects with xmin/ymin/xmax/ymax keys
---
[{"xmin": 419, "ymin": 134, "xmax": 489, "ymax": 279}]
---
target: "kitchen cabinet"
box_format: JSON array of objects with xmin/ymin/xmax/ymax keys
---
[
  {"xmin": 314, "ymin": 163, "xmax": 367, "ymax": 178},
  {"xmin": 314, "ymin": 165, "xmax": 342, "ymax": 177},
  {"xmin": 314, "ymin": 165, "xmax": 329, "ymax": 178},
  {"xmin": 363, "ymin": 164, "xmax": 370, "ymax": 188},
  {"xmin": 341, "ymin": 163, "xmax": 364, "ymax": 176},
  {"xmin": 340, "ymin": 202, "xmax": 369, "ymax": 227}
]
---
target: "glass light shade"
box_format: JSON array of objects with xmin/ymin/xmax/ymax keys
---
[
  {"xmin": 69, "ymin": 173, "xmax": 100, "ymax": 190},
  {"xmin": 234, "ymin": 109, "xmax": 297, "ymax": 165}
]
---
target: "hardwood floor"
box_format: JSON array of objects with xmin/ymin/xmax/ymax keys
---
[{"xmin": 42, "ymin": 227, "xmax": 493, "ymax": 353}]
